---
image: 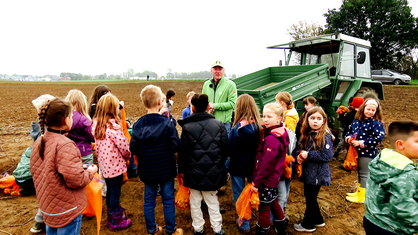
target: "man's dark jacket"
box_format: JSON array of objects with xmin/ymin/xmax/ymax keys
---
[
  {"xmin": 130, "ymin": 113, "xmax": 180, "ymax": 184},
  {"xmin": 178, "ymin": 112, "xmax": 228, "ymax": 191}
]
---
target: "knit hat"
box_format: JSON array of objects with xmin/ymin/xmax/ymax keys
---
[{"xmin": 352, "ymin": 97, "xmax": 364, "ymax": 109}]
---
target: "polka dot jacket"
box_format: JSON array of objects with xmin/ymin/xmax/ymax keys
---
[
  {"xmin": 92, "ymin": 119, "xmax": 131, "ymax": 178},
  {"xmin": 345, "ymin": 118, "xmax": 385, "ymax": 159}
]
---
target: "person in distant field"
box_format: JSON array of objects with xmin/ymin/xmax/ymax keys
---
[
  {"xmin": 182, "ymin": 91, "xmax": 196, "ymax": 119},
  {"xmin": 364, "ymin": 121, "xmax": 418, "ymax": 235},
  {"xmin": 202, "ymin": 61, "xmax": 237, "ymax": 134}
]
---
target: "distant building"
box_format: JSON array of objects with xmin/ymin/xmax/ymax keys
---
[{"xmin": 60, "ymin": 76, "xmax": 71, "ymax": 81}]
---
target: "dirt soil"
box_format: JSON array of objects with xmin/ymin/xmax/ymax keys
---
[{"xmin": 0, "ymin": 82, "xmax": 417, "ymax": 235}]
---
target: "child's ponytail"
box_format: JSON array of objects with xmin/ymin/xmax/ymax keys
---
[{"xmin": 37, "ymin": 100, "xmax": 51, "ymax": 160}]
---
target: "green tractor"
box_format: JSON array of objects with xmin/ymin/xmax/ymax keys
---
[{"xmin": 234, "ymin": 33, "xmax": 383, "ymax": 127}]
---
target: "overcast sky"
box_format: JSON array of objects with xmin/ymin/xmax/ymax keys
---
[{"xmin": 1, "ymin": 0, "xmax": 417, "ymax": 78}]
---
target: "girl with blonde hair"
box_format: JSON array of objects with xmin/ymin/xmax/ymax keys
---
[
  {"xmin": 252, "ymin": 103, "xmax": 288, "ymax": 235},
  {"xmin": 275, "ymin": 91, "xmax": 299, "ymax": 133},
  {"xmin": 66, "ymin": 89, "xmax": 95, "ymax": 164},
  {"xmin": 91, "ymin": 94, "xmax": 132, "ymax": 231},
  {"xmin": 228, "ymin": 94, "xmax": 262, "ymax": 233}
]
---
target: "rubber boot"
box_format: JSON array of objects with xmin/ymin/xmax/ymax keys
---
[
  {"xmin": 346, "ymin": 183, "xmax": 361, "ymax": 197},
  {"xmin": 255, "ymin": 224, "xmax": 269, "ymax": 235},
  {"xmin": 108, "ymin": 208, "xmax": 132, "ymax": 231},
  {"xmin": 346, "ymin": 187, "xmax": 366, "ymax": 203},
  {"xmin": 105, "ymin": 208, "xmax": 112, "ymax": 228},
  {"xmin": 274, "ymin": 218, "xmax": 288, "ymax": 235}
]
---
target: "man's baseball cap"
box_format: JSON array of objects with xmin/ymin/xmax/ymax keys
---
[{"xmin": 211, "ymin": 61, "xmax": 224, "ymax": 68}]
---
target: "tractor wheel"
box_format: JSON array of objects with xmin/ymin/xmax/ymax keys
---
[
  {"xmin": 355, "ymin": 87, "xmax": 379, "ymax": 100},
  {"xmin": 393, "ymin": 79, "xmax": 401, "ymax": 85}
]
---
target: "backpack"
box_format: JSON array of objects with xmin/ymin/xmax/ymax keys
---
[{"xmin": 286, "ymin": 128, "xmax": 297, "ymax": 156}]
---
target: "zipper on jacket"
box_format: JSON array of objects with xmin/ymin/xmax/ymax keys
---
[{"xmin": 213, "ymin": 82, "xmax": 217, "ymax": 103}]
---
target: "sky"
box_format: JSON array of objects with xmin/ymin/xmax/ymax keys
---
[{"xmin": 1, "ymin": 0, "xmax": 418, "ymax": 78}]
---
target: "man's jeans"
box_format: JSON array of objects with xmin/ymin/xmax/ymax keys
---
[
  {"xmin": 230, "ymin": 174, "xmax": 252, "ymax": 231},
  {"xmin": 144, "ymin": 180, "xmax": 176, "ymax": 234},
  {"xmin": 46, "ymin": 214, "xmax": 82, "ymax": 235}
]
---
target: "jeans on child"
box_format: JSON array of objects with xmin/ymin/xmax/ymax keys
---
[
  {"xmin": 230, "ymin": 175, "xmax": 253, "ymax": 231},
  {"xmin": 144, "ymin": 180, "xmax": 176, "ymax": 234},
  {"xmin": 104, "ymin": 174, "xmax": 123, "ymax": 211},
  {"xmin": 45, "ymin": 213, "xmax": 82, "ymax": 235}
]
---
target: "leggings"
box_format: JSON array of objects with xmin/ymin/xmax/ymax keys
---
[
  {"xmin": 258, "ymin": 198, "xmax": 284, "ymax": 228},
  {"xmin": 358, "ymin": 157, "xmax": 373, "ymax": 187}
]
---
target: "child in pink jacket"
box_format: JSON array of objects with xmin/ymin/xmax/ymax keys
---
[{"xmin": 91, "ymin": 93, "xmax": 132, "ymax": 231}]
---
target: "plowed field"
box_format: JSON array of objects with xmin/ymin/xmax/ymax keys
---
[{"xmin": 0, "ymin": 81, "xmax": 417, "ymax": 235}]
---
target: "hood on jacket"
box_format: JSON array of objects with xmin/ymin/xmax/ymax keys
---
[
  {"xmin": 263, "ymin": 124, "xmax": 290, "ymax": 146},
  {"xmin": 178, "ymin": 112, "xmax": 215, "ymax": 127},
  {"xmin": 71, "ymin": 111, "xmax": 83, "ymax": 130},
  {"xmin": 368, "ymin": 148, "xmax": 415, "ymax": 185},
  {"xmin": 132, "ymin": 114, "xmax": 172, "ymax": 143}
]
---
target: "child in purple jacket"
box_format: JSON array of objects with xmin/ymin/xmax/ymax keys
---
[{"xmin": 66, "ymin": 89, "xmax": 95, "ymax": 164}]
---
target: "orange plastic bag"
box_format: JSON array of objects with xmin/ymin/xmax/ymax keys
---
[
  {"xmin": 282, "ymin": 154, "xmax": 295, "ymax": 179},
  {"xmin": 83, "ymin": 173, "xmax": 103, "ymax": 235},
  {"xmin": 336, "ymin": 106, "xmax": 349, "ymax": 114},
  {"xmin": 0, "ymin": 173, "xmax": 15, "ymax": 189},
  {"xmin": 344, "ymin": 138, "xmax": 358, "ymax": 170},
  {"xmin": 236, "ymin": 184, "xmax": 259, "ymax": 226},
  {"xmin": 175, "ymin": 174, "xmax": 190, "ymax": 210},
  {"xmin": 120, "ymin": 107, "xmax": 131, "ymax": 184}
]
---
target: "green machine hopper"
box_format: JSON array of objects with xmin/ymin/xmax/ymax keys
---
[{"xmin": 234, "ymin": 34, "xmax": 384, "ymax": 126}]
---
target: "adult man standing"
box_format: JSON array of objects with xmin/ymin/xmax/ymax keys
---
[{"xmin": 202, "ymin": 61, "xmax": 237, "ymax": 133}]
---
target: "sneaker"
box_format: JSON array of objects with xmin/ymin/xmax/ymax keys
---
[
  {"xmin": 193, "ymin": 229, "xmax": 204, "ymax": 235},
  {"xmin": 149, "ymin": 226, "xmax": 163, "ymax": 235},
  {"xmin": 30, "ymin": 222, "xmax": 45, "ymax": 233},
  {"xmin": 167, "ymin": 228, "xmax": 184, "ymax": 235},
  {"xmin": 315, "ymin": 222, "xmax": 326, "ymax": 227},
  {"xmin": 236, "ymin": 219, "xmax": 250, "ymax": 233},
  {"xmin": 294, "ymin": 223, "xmax": 316, "ymax": 232},
  {"xmin": 214, "ymin": 229, "xmax": 225, "ymax": 235}
]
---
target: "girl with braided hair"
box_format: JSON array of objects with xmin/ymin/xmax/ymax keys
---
[{"xmin": 30, "ymin": 96, "xmax": 98, "ymax": 235}]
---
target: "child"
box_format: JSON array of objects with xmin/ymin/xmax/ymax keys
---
[
  {"xmin": 178, "ymin": 94, "xmax": 228, "ymax": 235},
  {"xmin": 166, "ymin": 89, "xmax": 176, "ymax": 112},
  {"xmin": 182, "ymin": 91, "xmax": 195, "ymax": 119},
  {"xmin": 364, "ymin": 121, "xmax": 418, "ymax": 235},
  {"xmin": 30, "ymin": 96, "xmax": 97, "ymax": 234},
  {"xmin": 14, "ymin": 122, "xmax": 41, "ymax": 197},
  {"xmin": 130, "ymin": 85, "xmax": 183, "ymax": 235},
  {"xmin": 66, "ymin": 89, "xmax": 95, "ymax": 164},
  {"xmin": 334, "ymin": 96, "xmax": 364, "ymax": 159},
  {"xmin": 296, "ymin": 96, "xmax": 317, "ymax": 140},
  {"xmin": 275, "ymin": 91, "xmax": 299, "ymax": 133},
  {"xmin": 227, "ymin": 94, "xmax": 262, "ymax": 233},
  {"xmin": 345, "ymin": 98, "xmax": 385, "ymax": 203},
  {"xmin": 251, "ymin": 103, "xmax": 288, "ymax": 235},
  {"xmin": 88, "ymin": 85, "xmax": 111, "ymax": 118},
  {"xmin": 293, "ymin": 107, "xmax": 333, "ymax": 232},
  {"xmin": 91, "ymin": 94, "xmax": 132, "ymax": 231}
]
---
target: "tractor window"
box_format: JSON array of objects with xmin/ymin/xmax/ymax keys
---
[
  {"xmin": 320, "ymin": 53, "xmax": 338, "ymax": 67},
  {"xmin": 356, "ymin": 46, "xmax": 371, "ymax": 78},
  {"xmin": 340, "ymin": 44, "xmax": 355, "ymax": 77},
  {"xmin": 289, "ymin": 51, "xmax": 302, "ymax": 65},
  {"xmin": 306, "ymin": 54, "xmax": 319, "ymax": 65}
]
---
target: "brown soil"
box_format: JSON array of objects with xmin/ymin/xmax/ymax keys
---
[{"xmin": 0, "ymin": 82, "xmax": 417, "ymax": 235}]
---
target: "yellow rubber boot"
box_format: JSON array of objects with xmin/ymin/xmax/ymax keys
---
[
  {"xmin": 346, "ymin": 187, "xmax": 365, "ymax": 203},
  {"xmin": 346, "ymin": 183, "xmax": 361, "ymax": 197}
]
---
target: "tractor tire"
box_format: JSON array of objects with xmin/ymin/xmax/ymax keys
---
[
  {"xmin": 393, "ymin": 79, "xmax": 401, "ymax": 85},
  {"xmin": 355, "ymin": 87, "xmax": 379, "ymax": 100}
]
